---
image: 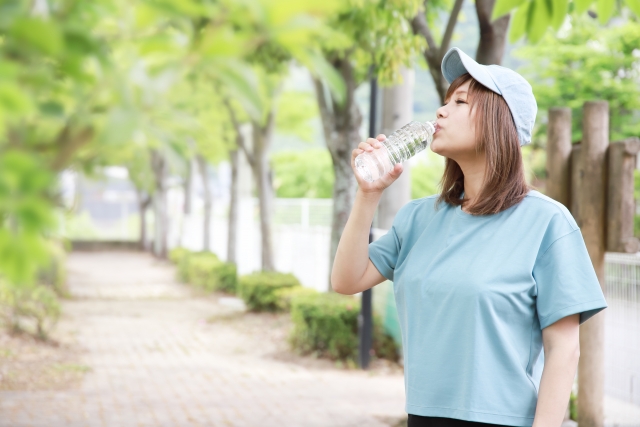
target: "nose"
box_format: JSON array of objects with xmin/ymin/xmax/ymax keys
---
[{"xmin": 436, "ymin": 104, "xmax": 448, "ymax": 119}]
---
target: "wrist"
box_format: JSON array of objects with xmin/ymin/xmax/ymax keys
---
[{"xmin": 357, "ymin": 188, "xmax": 383, "ymax": 202}]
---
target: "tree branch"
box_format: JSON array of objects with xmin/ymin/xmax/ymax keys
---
[
  {"xmin": 221, "ymin": 96, "xmax": 255, "ymax": 168},
  {"xmin": 411, "ymin": 5, "xmax": 438, "ymax": 60},
  {"xmin": 439, "ymin": 0, "xmax": 465, "ymax": 60},
  {"xmin": 51, "ymin": 126, "xmax": 94, "ymax": 172}
]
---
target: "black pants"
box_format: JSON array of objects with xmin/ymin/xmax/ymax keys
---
[{"xmin": 407, "ymin": 415, "xmax": 515, "ymax": 427}]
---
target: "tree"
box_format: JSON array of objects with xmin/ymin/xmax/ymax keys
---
[
  {"xmin": 411, "ymin": 0, "xmax": 512, "ymax": 102},
  {"xmin": 515, "ymin": 15, "xmax": 640, "ymax": 147},
  {"xmin": 311, "ymin": 0, "xmax": 425, "ymax": 288},
  {"xmin": 494, "ymin": 0, "xmax": 640, "ymax": 44},
  {"xmin": 0, "ymin": 0, "xmax": 121, "ymax": 284}
]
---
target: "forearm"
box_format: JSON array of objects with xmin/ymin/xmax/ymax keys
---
[
  {"xmin": 331, "ymin": 189, "xmax": 381, "ymax": 293},
  {"xmin": 532, "ymin": 348, "xmax": 580, "ymax": 427}
]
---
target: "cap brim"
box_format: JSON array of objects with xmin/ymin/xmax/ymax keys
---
[{"xmin": 441, "ymin": 47, "xmax": 501, "ymax": 95}]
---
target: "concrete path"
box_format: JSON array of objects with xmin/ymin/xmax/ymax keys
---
[{"xmin": 0, "ymin": 251, "xmax": 406, "ymax": 427}]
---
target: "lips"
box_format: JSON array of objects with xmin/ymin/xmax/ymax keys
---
[{"xmin": 434, "ymin": 123, "xmax": 442, "ymax": 134}]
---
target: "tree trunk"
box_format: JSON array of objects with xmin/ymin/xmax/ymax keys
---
[
  {"xmin": 227, "ymin": 149, "xmax": 239, "ymax": 265},
  {"xmin": 197, "ymin": 154, "xmax": 212, "ymax": 252},
  {"xmin": 313, "ymin": 57, "xmax": 362, "ymax": 290},
  {"xmin": 137, "ymin": 190, "xmax": 151, "ymax": 251},
  {"xmin": 475, "ymin": 0, "xmax": 510, "ymax": 65},
  {"xmin": 184, "ymin": 157, "xmax": 193, "ymax": 215},
  {"xmin": 150, "ymin": 149, "xmax": 168, "ymax": 259},
  {"xmin": 251, "ymin": 113, "xmax": 276, "ymax": 272}
]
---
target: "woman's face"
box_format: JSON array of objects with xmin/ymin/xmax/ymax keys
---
[{"xmin": 430, "ymin": 81, "xmax": 480, "ymax": 161}]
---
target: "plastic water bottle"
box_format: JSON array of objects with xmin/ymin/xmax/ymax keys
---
[{"xmin": 355, "ymin": 120, "xmax": 437, "ymax": 183}]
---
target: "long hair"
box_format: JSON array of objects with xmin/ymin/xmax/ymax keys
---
[{"xmin": 435, "ymin": 73, "xmax": 533, "ymax": 215}]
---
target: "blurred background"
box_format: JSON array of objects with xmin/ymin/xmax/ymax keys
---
[{"xmin": 0, "ymin": 0, "xmax": 639, "ymax": 426}]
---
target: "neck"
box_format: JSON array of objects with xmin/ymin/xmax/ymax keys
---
[{"xmin": 457, "ymin": 152, "xmax": 487, "ymax": 204}]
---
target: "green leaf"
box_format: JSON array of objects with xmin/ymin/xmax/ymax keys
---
[
  {"xmin": 596, "ymin": 0, "xmax": 615, "ymax": 23},
  {"xmin": 551, "ymin": 0, "xmax": 569, "ymax": 30},
  {"xmin": 0, "ymin": 83, "xmax": 33, "ymax": 114},
  {"xmin": 492, "ymin": 0, "xmax": 528, "ymax": 20},
  {"xmin": 212, "ymin": 60, "xmax": 263, "ymax": 121},
  {"xmin": 625, "ymin": 0, "xmax": 640, "ymax": 18},
  {"xmin": 294, "ymin": 48, "xmax": 346, "ymax": 108},
  {"xmin": 527, "ymin": 0, "xmax": 551, "ymax": 43},
  {"xmin": 9, "ymin": 17, "xmax": 63, "ymax": 55},
  {"xmin": 574, "ymin": 0, "xmax": 594, "ymax": 14},
  {"xmin": 509, "ymin": 0, "xmax": 531, "ymax": 43}
]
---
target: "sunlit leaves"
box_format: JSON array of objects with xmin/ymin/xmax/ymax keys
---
[
  {"xmin": 515, "ymin": 16, "xmax": 640, "ymax": 143},
  {"xmin": 497, "ymin": 0, "xmax": 640, "ymax": 43}
]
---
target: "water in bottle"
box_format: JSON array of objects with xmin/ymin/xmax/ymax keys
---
[{"xmin": 355, "ymin": 120, "xmax": 437, "ymax": 183}]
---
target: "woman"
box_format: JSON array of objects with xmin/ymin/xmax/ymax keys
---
[{"xmin": 331, "ymin": 47, "xmax": 608, "ymax": 427}]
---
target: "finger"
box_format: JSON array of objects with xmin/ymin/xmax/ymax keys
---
[
  {"xmin": 358, "ymin": 142, "xmax": 375, "ymax": 151},
  {"xmin": 366, "ymin": 138, "xmax": 381, "ymax": 148},
  {"xmin": 376, "ymin": 134, "xmax": 387, "ymax": 141}
]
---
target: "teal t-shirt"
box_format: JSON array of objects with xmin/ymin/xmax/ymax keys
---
[{"xmin": 368, "ymin": 190, "xmax": 608, "ymax": 426}]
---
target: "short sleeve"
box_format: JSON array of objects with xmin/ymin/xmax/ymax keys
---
[
  {"xmin": 533, "ymin": 228, "xmax": 608, "ymax": 329},
  {"xmin": 368, "ymin": 202, "xmax": 413, "ymax": 282}
]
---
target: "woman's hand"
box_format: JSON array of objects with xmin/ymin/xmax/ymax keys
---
[{"xmin": 351, "ymin": 134, "xmax": 404, "ymax": 195}]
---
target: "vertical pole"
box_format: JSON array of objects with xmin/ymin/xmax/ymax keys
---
[
  {"xmin": 545, "ymin": 107, "xmax": 572, "ymax": 207},
  {"xmin": 576, "ymin": 101, "xmax": 608, "ymax": 427},
  {"xmin": 359, "ymin": 67, "xmax": 377, "ymax": 370}
]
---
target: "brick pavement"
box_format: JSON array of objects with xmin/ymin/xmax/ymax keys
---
[{"xmin": 0, "ymin": 251, "xmax": 406, "ymax": 427}]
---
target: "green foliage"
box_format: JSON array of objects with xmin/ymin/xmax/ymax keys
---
[
  {"xmin": 494, "ymin": 0, "xmax": 640, "ymax": 43},
  {"xmin": 237, "ymin": 271, "xmax": 302, "ymax": 312},
  {"xmin": 275, "ymin": 91, "xmax": 319, "ymax": 143},
  {"xmin": 171, "ymin": 250, "xmax": 238, "ymax": 294},
  {"xmin": 0, "ymin": 151, "xmax": 56, "ymax": 285},
  {"xmin": 289, "ymin": 291, "xmax": 359, "ymax": 361},
  {"xmin": 0, "ymin": 281, "xmax": 61, "ymax": 340},
  {"xmin": 316, "ymin": 0, "xmax": 426, "ymax": 87},
  {"xmin": 169, "ymin": 247, "xmax": 190, "ymax": 265},
  {"xmin": 288, "ymin": 291, "xmax": 399, "ymax": 363},
  {"xmin": 273, "ymin": 286, "xmax": 319, "ymax": 312},
  {"xmin": 271, "ymin": 149, "xmax": 334, "ymax": 198},
  {"xmin": 411, "ymin": 153, "xmax": 445, "ymax": 200},
  {"xmin": 569, "ymin": 390, "xmax": 577, "ymax": 420},
  {"xmin": 38, "ymin": 241, "xmax": 69, "ymax": 298},
  {"xmin": 515, "ymin": 15, "xmax": 640, "ymax": 145}
]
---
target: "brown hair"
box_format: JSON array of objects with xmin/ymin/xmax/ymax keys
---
[{"xmin": 435, "ymin": 73, "xmax": 533, "ymax": 216}]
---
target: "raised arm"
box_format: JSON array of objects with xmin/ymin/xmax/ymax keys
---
[{"xmin": 331, "ymin": 134, "xmax": 404, "ymax": 295}]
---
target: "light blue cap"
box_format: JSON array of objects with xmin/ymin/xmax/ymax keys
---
[{"xmin": 441, "ymin": 47, "xmax": 537, "ymax": 147}]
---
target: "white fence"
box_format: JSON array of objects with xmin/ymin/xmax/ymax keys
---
[{"xmin": 604, "ymin": 252, "xmax": 640, "ymax": 406}]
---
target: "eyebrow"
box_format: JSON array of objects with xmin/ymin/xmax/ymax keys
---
[{"xmin": 454, "ymin": 90, "xmax": 468, "ymax": 95}]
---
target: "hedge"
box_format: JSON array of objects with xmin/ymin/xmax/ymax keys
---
[
  {"xmin": 289, "ymin": 291, "xmax": 399, "ymax": 363},
  {"xmin": 169, "ymin": 248, "xmax": 237, "ymax": 294},
  {"xmin": 237, "ymin": 271, "xmax": 302, "ymax": 312}
]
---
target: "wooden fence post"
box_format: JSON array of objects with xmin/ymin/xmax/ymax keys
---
[
  {"xmin": 546, "ymin": 107, "xmax": 572, "ymax": 207},
  {"xmin": 606, "ymin": 138, "xmax": 640, "ymax": 253},
  {"xmin": 576, "ymin": 101, "xmax": 608, "ymax": 427}
]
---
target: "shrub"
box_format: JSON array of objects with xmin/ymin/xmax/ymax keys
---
[
  {"xmin": 38, "ymin": 241, "xmax": 69, "ymax": 298},
  {"xmin": 237, "ymin": 271, "xmax": 301, "ymax": 312},
  {"xmin": 289, "ymin": 292, "xmax": 359, "ymax": 361},
  {"xmin": 273, "ymin": 286, "xmax": 318, "ymax": 312},
  {"xmin": 169, "ymin": 249, "xmax": 238, "ymax": 294},
  {"xmin": 0, "ymin": 281, "xmax": 61, "ymax": 340},
  {"xmin": 184, "ymin": 251, "xmax": 237, "ymax": 294},
  {"xmin": 169, "ymin": 247, "xmax": 190, "ymax": 265},
  {"xmin": 289, "ymin": 291, "xmax": 400, "ymax": 363}
]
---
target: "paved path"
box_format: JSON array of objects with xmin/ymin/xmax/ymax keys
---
[{"xmin": 0, "ymin": 251, "xmax": 406, "ymax": 427}]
